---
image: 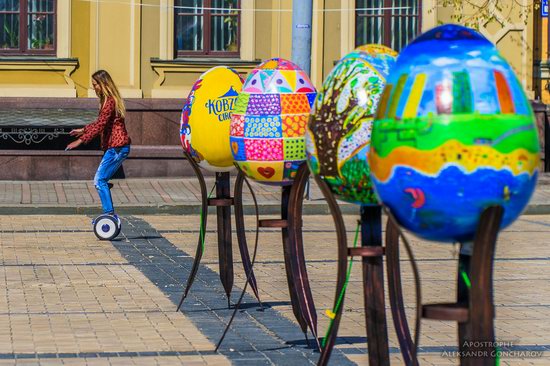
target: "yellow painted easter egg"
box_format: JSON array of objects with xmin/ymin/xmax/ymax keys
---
[{"xmin": 180, "ymin": 66, "xmax": 244, "ymax": 172}]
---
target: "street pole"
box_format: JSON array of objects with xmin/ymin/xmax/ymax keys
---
[
  {"xmin": 291, "ymin": 0, "xmax": 313, "ymax": 75},
  {"xmin": 291, "ymin": 0, "xmax": 314, "ymax": 199}
]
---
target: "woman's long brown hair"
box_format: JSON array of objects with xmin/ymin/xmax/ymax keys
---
[{"xmin": 92, "ymin": 70, "xmax": 126, "ymax": 118}]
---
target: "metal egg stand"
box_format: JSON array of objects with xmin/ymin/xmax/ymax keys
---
[
  {"xmin": 176, "ymin": 150, "xmax": 261, "ymax": 310},
  {"xmin": 289, "ymin": 162, "xmax": 505, "ymax": 366},
  {"xmin": 290, "ymin": 163, "xmax": 391, "ymax": 365},
  {"xmin": 176, "ymin": 150, "xmax": 320, "ymax": 350},
  {"xmin": 232, "ymin": 170, "xmax": 320, "ymax": 348},
  {"xmin": 385, "ymin": 204, "xmax": 504, "ymax": 366}
]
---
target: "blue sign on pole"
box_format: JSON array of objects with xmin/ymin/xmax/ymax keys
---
[{"xmin": 543, "ymin": 0, "xmax": 549, "ymax": 17}]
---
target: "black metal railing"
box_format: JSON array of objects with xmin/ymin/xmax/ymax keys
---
[{"xmin": 0, "ymin": 109, "xmax": 100, "ymax": 150}]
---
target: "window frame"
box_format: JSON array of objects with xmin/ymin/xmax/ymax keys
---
[
  {"xmin": 0, "ymin": 0, "xmax": 57, "ymax": 56},
  {"xmin": 174, "ymin": 0, "xmax": 240, "ymax": 58},
  {"xmin": 355, "ymin": 0, "xmax": 421, "ymax": 51}
]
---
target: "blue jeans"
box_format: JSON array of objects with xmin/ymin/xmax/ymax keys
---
[{"xmin": 94, "ymin": 145, "xmax": 130, "ymax": 214}]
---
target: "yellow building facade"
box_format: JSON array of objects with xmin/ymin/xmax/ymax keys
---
[{"xmin": 0, "ymin": 0, "xmax": 542, "ymax": 100}]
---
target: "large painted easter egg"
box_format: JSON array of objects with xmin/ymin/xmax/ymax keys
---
[
  {"xmin": 229, "ymin": 58, "xmax": 316, "ymax": 185},
  {"xmin": 369, "ymin": 24, "xmax": 539, "ymax": 243},
  {"xmin": 180, "ymin": 66, "xmax": 243, "ymax": 172},
  {"xmin": 306, "ymin": 44, "xmax": 397, "ymax": 204}
]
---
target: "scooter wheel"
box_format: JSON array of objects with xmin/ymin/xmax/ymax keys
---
[{"xmin": 93, "ymin": 214, "xmax": 121, "ymax": 240}]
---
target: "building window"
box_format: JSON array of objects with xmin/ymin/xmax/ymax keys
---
[
  {"xmin": 175, "ymin": 0, "xmax": 239, "ymax": 57},
  {"xmin": 0, "ymin": 0, "xmax": 56, "ymax": 55},
  {"xmin": 355, "ymin": 0, "xmax": 421, "ymax": 51}
]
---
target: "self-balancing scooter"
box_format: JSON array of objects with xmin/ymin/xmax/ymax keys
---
[
  {"xmin": 92, "ymin": 183, "xmax": 121, "ymax": 240},
  {"xmin": 92, "ymin": 214, "xmax": 121, "ymax": 240}
]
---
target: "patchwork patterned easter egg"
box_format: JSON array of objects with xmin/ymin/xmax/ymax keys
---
[
  {"xmin": 306, "ymin": 44, "xmax": 397, "ymax": 204},
  {"xmin": 230, "ymin": 58, "xmax": 316, "ymax": 185},
  {"xmin": 180, "ymin": 66, "xmax": 243, "ymax": 172},
  {"xmin": 369, "ymin": 24, "xmax": 539, "ymax": 242}
]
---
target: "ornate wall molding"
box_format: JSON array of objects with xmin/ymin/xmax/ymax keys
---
[
  {"xmin": 0, "ymin": 59, "xmax": 78, "ymax": 97},
  {"xmin": 150, "ymin": 58, "xmax": 259, "ymax": 98}
]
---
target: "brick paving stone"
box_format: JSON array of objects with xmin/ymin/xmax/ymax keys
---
[
  {"xmin": 118, "ymin": 180, "xmax": 139, "ymax": 204},
  {"xmin": 21, "ymin": 183, "xmax": 31, "ymax": 204},
  {"xmin": 53, "ymin": 183, "xmax": 67, "ymax": 205},
  {"xmin": 85, "ymin": 182, "xmax": 100, "ymax": 203},
  {"xmin": 151, "ymin": 181, "xmax": 173, "ymax": 204}
]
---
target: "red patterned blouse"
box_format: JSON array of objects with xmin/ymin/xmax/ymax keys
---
[{"xmin": 80, "ymin": 97, "xmax": 131, "ymax": 151}]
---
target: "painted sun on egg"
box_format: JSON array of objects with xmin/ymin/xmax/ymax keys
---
[{"xmin": 369, "ymin": 24, "xmax": 540, "ymax": 242}]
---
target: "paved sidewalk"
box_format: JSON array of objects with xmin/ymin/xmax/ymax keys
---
[
  {"xmin": 0, "ymin": 213, "xmax": 548, "ymax": 365},
  {"xmin": 1, "ymin": 173, "xmax": 550, "ymax": 215}
]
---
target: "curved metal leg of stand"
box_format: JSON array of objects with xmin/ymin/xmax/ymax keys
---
[
  {"xmin": 216, "ymin": 172, "xmax": 234, "ymax": 308},
  {"xmin": 459, "ymin": 205, "xmax": 503, "ymax": 366},
  {"xmin": 216, "ymin": 171, "xmax": 263, "ymax": 351},
  {"xmin": 281, "ymin": 184, "xmax": 309, "ymax": 335},
  {"xmin": 233, "ymin": 171, "xmax": 262, "ymax": 304},
  {"xmin": 218, "ymin": 170, "xmax": 316, "ymax": 349},
  {"xmin": 288, "ymin": 163, "xmax": 319, "ymax": 349},
  {"xmin": 385, "ymin": 215, "xmax": 418, "ymax": 365},
  {"xmin": 385, "ymin": 205, "xmax": 501, "ymax": 366},
  {"xmin": 177, "ymin": 151, "xmax": 209, "ymax": 311},
  {"xmin": 311, "ymin": 175, "xmax": 348, "ymax": 366},
  {"xmin": 360, "ymin": 205, "xmax": 390, "ymax": 365}
]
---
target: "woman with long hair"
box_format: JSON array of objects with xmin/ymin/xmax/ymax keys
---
[{"xmin": 66, "ymin": 70, "xmax": 131, "ymax": 216}]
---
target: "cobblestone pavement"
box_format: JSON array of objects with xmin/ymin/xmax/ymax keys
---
[
  {"xmin": 0, "ymin": 174, "xmax": 549, "ymax": 214},
  {"xmin": 0, "ymin": 213, "xmax": 548, "ymax": 365}
]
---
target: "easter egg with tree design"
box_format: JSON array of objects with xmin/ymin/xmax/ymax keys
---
[{"xmin": 306, "ymin": 44, "xmax": 397, "ymax": 204}]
